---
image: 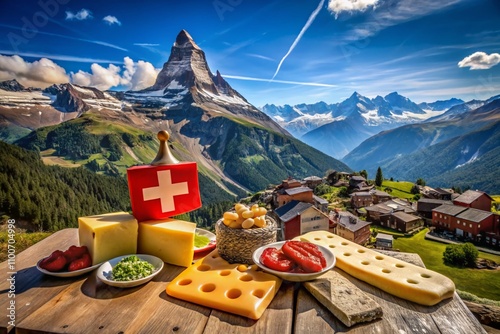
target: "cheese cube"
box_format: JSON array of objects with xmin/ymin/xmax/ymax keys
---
[
  {"xmin": 78, "ymin": 212, "xmax": 138, "ymax": 265},
  {"xmin": 138, "ymin": 218, "xmax": 196, "ymax": 267}
]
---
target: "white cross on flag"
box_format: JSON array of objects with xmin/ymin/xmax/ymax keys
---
[{"xmin": 127, "ymin": 162, "xmax": 201, "ymax": 222}]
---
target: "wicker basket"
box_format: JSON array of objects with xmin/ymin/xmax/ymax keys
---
[{"xmin": 215, "ymin": 216, "xmax": 277, "ymax": 264}]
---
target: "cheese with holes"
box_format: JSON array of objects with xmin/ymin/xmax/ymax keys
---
[
  {"xmin": 296, "ymin": 231, "xmax": 455, "ymax": 306},
  {"xmin": 166, "ymin": 249, "xmax": 282, "ymax": 320},
  {"xmin": 138, "ymin": 218, "xmax": 196, "ymax": 267},
  {"xmin": 304, "ymin": 270, "xmax": 383, "ymax": 327},
  {"xmin": 78, "ymin": 212, "xmax": 138, "ymax": 265}
]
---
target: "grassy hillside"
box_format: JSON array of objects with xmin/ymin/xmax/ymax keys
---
[
  {"xmin": 378, "ymin": 180, "xmax": 415, "ymax": 199},
  {"xmin": 394, "ymin": 229, "xmax": 500, "ymax": 301}
]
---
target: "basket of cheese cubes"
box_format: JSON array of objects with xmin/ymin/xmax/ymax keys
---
[{"xmin": 215, "ymin": 203, "xmax": 277, "ymax": 264}]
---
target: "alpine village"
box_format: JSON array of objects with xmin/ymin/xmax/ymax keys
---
[{"xmin": 1, "ymin": 28, "xmax": 499, "ymax": 333}]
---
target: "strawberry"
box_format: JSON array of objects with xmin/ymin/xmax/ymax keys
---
[
  {"xmin": 63, "ymin": 245, "xmax": 89, "ymax": 262},
  {"xmin": 68, "ymin": 253, "xmax": 92, "ymax": 272},
  {"xmin": 39, "ymin": 250, "xmax": 67, "ymax": 272}
]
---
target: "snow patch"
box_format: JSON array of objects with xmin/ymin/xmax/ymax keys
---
[
  {"xmin": 167, "ymin": 80, "xmax": 185, "ymax": 90},
  {"xmin": 455, "ymin": 149, "xmax": 480, "ymax": 168},
  {"xmin": 200, "ymin": 89, "xmax": 250, "ymax": 107}
]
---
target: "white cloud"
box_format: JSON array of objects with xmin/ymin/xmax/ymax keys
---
[
  {"xmin": 328, "ymin": 0, "xmax": 379, "ymax": 17},
  {"xmin": 103, "ymin": 15, "xmax": 121, "ymax": 26},
  {"xmin": 458, "ymin": 51, "xmax": 500, "ymax": 70},
  {"xmin": 65, "ymin": 9, "xmax": 93, "ymax": 21},
  {"xmin": 336, "ymin": 0, "xmax": 463, "ymax": 41},
  {"xmin": 71, "ymin": 63, "xmax": 122, "ymax": 90},
  {"xmin": 71, "ymin": 57, "xmax": 159, "ymax": 91},
  {"xmin": 121, "ymin": 57, "xmax": 160, "ymax": 90},
  {"xmin": 0, "ymin": 55, "xmax": 69, "ymax": 88}
]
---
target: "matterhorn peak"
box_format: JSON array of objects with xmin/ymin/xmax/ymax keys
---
[{"xmin": 174, "ymin": 29, "xmax": 201, "ymax": 50}]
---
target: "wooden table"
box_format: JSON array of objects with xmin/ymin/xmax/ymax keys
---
[{"xmin": 0, "ymin": 229, "xmax": 486, "ymax": 334}]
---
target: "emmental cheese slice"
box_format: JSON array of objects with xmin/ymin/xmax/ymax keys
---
[
  {"xmin": 78, "ymin": 212, "xmax": 138, "ymax": 265},
  {"xmin": 166, "ymin": 249, "xmax": 282, "ymax": 320},
  {"xmin": 138, "ymin": 218, "xmax": 196, "ymax": 267},
  {"xmin": 296, "ymin": 231, "xmax": 455, "ymax": 306}
]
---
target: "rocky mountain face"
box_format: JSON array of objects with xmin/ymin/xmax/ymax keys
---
[
  {"xmin": 261, "ymin": 92, "xmax": 463, "ymax": 159},
  {"xmin": 342, "ymin": 97, "xmax": 500, "ymax": 193},
  {"xmin": 1, "ymin": 30, "xmax": 349, "ymax": 201}
]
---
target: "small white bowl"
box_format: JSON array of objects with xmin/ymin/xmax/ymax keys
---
[
  {"xmin": 97, "ymin": 254, "xmax": 164, "ymax": 288},
  {"xmin": 252, "ymin": 241, "xmax": 336, "ymax": 282}
]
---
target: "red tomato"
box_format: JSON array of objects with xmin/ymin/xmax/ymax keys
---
[
  {"xmin": 260, "ymin": 247, "xmax": 295, "ymax": 272},
  {"xmin": 281, "ymin": 241, "xmax": 324, "ymax": 273}
]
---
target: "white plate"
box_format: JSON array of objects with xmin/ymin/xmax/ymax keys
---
[
  {"xmin": 252, "ymin": 241, "xmax": 336, "ymax": 282},
  {"xmin": 194, "ymin": 228, "xmax": 216, "ymax": 254},
  {"xmin": 97, "ymin": 254, "xmax": 164, "ymax": 288},
  {"xmin": 36, "ymin": 260, "xmax": 101, "ymax": 278}
]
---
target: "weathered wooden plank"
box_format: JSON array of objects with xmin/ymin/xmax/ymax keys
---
[
  {"xmin": 295, "ymin": 252, "xmax": 486, "ymax": 334},
  {"xmin": 3, "ymin": 229, "xmax": 487, "ymax": 334},
  {"xmin": 203, "ymin": 281, "xmax": 294, "ymax": 334},
  {"xmin": 16, "ymin": 264, "xmax": 211, "ymax": 334},
  {"xmin": 0, "ymin": 229, "xmax": 80, "ymax": 334}
]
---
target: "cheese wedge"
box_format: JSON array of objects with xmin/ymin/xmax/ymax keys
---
[
  {"xmin": 304, "ymin": 270, "xmax": 383, "ymax": 327},
  {"xmin": 166, "ymin": 249, "xmax": 282, "ymax": 320},
  {"xmin": 296, "ymin": 231, "xmax": 455, "ymax": 306},
  {"xmin": 138, "ymin": 218, "xmax": 196, "ymax": 267},
  {"xmin": 78, "ymin": 212, "xmax": 138, "ymax": 265}
]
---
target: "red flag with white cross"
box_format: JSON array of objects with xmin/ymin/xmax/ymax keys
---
[{"xmin": 127, "ymin": 131, "xmax": 201, "ymax": 222}]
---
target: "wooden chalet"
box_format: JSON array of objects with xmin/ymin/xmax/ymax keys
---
[
  {"xmin": 333, "ymin": 211, "xmax": 371, "ymax": 245},
  {"xmin": 453, "ymin": 190, "xmax": 493, "ymax": 212},
  {"xmin": 274, "ymin": 200, "xmax": 330, "ymax": 240},
  {"xmin": 432, "ymin": 204, "xmax": 496, "ymax": 241}
]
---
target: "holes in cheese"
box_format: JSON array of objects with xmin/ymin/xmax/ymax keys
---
[
  {"xmin": 343, "ymin": 252, "xmax": 352, "ymax": 257},
  {"xmin": 296, "ymin": 230, "xmax": 456, "ymax": 306},
  {"xmin": 252, "ymin": 289, "xmax": 265, "ymax": 298},
  {"xmin": 226, "ymin": 289, "xmax": 242, "ymax": 299},
  {"xmin": 166, "ymin": 249, "xmax": 282, "ymax": 320},
  {"xmin": 197, "ymin": 264, "xmax": 211, "ymax": 272},
  {"xmin": 179, "ymin": 279, "xmax": 192, "ymax": 286},
  {"xmin": 239, "ymin": 275, "xmax": 253, "ymax": 282},
  {"xmin": 201, "ymin": 283, "xmax": 216, "ymax": 293}
]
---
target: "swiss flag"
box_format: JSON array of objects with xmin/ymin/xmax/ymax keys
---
[{"xmin": 127, "ymin": 162, "xmax": 201, "ymax": 222}]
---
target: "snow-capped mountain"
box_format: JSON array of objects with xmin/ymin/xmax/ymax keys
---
[
  {"xmin": 262, "ymin": 91, "xmax": 464, "ymax": 158},
  {"xmin": 1, "ymin": 30, "xmax": 348, "ymax": 199}
]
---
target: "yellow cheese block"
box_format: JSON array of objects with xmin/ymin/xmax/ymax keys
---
[
  {"xmin": 78, "ymin": 212, "xmax": 138, "ymax": 265},
  {"xmin": 138, "ymin": 218, "xmax": 196, "ymax": 267},
  {"xmin": 296, "ymin": 231, "xmax": 455, "ymax": 306},
  {"xmin": 166, "ymin": 249, "xmax": 282, "ymax": 320}
]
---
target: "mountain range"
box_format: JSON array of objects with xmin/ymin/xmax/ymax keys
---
[
  {"xmin": 261, "ymin": 92, "xmax": 464, "ymax": 159},
  {"xmin": 0, "ymin": 30, "xmax": 350, "ymax": 205},
  {"xmin": 342, "ymin": 96, "xmax": 500, "ymax": 193}
]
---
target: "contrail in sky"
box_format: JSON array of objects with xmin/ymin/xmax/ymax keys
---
[{"xmin": 271, "ymin": 0, "xmax": 325, "ymax": 81}]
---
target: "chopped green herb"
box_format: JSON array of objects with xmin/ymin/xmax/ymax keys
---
[
  {"xmin": 111, "ymin": 255, "xmax": 155, "ymax": 281},
  {"xmin": 194, "ymin": 233, "xmax": 211, "ymax": 248}
]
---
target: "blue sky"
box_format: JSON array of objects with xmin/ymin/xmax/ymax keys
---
[{"xmin": 0, "ymin": 0, "xmax": 499, "ymax": 107}]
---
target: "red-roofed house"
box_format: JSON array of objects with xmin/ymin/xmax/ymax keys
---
[{"xmin": 453, "ymin": 190, "xmax": 493, "ymax": 212}]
